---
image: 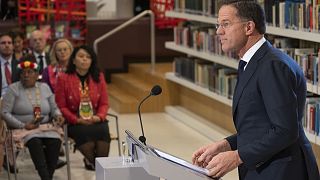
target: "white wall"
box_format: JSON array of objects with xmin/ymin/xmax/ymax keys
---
[{"xmin": 86, "ymin": 0, "xmax": 134, "ymax": 19}]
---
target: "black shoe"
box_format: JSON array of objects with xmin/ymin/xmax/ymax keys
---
[
  {"xmin": 55, "ymin": 159, "xmax": 67, "ymax": 169},
  {"xmin": 83, "ymin": 158, "xmax": 95, "ymax": 171}
]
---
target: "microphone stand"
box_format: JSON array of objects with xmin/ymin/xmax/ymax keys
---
[{"xmin": 137, "ymin": 93, "xmax": 152, "ymax": 145}]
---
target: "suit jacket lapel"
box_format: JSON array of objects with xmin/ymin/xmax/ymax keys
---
[
  {"xmin": 11, "ymin": 57, "xmax": 19, "ymax": 82},
  {"xmin": 45, "ymin": 53, "xmax": 50, "ymax": 66},
  {"xmin": 232, "ymin": 41, "xmax": 271, "ymax": 116}
]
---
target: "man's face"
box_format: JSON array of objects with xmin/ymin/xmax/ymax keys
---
[
  {"xmin": 30, "ymin": 31, "xmax": 46, "ymax": 53},
  {"xmin": 0, "ymin": 35, "xmax": 14, "ymax": 58},
  {"xmin": 216, "ymin": 5, "xmax": 248, "ymax": 54}
]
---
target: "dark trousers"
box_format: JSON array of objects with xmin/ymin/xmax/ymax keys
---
[{"xmin": 26, "ymin": 137, "xmax": 61, "ymax": 180}]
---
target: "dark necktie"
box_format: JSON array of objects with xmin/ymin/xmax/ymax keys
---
[
  {"xmin": 238, "ymin": 60, "xmax": 247, "ymax": 77},
  {"xmin": 4, "ymin": 61, "xmax": 12, "ymax": 84},
  {"xmin": 38, "ymin": 55, "xmax": 44, "ymax": 73}
]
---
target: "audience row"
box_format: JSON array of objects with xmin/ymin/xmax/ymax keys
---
[{"xmin": 0, "ymin": 29, "xmax": 111, "ymax": 180}]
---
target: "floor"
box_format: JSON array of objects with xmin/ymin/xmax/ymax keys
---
[{"xmin": 0, "ymin": 109, "xmax": 239, "ymax": 180}]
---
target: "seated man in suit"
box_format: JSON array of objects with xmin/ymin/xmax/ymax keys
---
[
  {"xmin": 29, "ymin": 30, "xmax": 50, "ymax": 76},
  {"xmin": 0, "ymin": 32, "xmax": 19, "ymax": 97}
]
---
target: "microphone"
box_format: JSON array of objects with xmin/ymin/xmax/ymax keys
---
[{"xmin": 138, "ymin": 85, "xmax": 162, "ymax": 145}]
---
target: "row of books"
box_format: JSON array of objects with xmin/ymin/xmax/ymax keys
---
[
  {"xmin": 173, "ymin": 0, "xmax": 320, "ymax": 32},
  {"xmin": 173, "ymin": 24, "xmax": 238, "ymax": 59},
  {"xmin": 174, "ymin": 57, "xmax": 237, "ymax": 99},
  {"xmin": 262, "ymin": 0, "xmax": 320, "ymax": 31},
  {"xmin": 270, "ymin": 36, "xmax": 320, "ymax": 86},
  {"xmin": 173, "ymin": 57, "xmax": 320, "ymax": 135},
  {"xmin": 174, "ymin": 0, "xmax": 218, "ymax": 16},
  {"xmin": 174, "ymin": 24, "xmax": 320, "ymax": 88},
  {"xmin": 305, "ymin": 97, "xmax": 320, "ymax": 135}
]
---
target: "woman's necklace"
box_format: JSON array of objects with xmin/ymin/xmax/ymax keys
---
[
  {"xmin": 79, "ymin": 80, "xmax": 93, "ymax": 120},
  {"xmin": 25, "ymin": 83, "xmax": 41, "ymax": 120}
]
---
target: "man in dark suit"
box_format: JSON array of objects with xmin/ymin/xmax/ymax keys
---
[
  {"xmin": 29, "ymin": 30, "xmax": 50, "ymax": 75},
  {"xmin": 0, "ymin": 32, "xmax": 20, "ymax": 173},
  {"xmin": 192, "ymin": 1, "xmax": 320, "ymax": 180},
  {"xmin": 0, "ymin": 32, "xmax": 19, "ymax": 96}
]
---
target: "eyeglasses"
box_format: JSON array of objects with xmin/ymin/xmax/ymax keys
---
[
  {"xmin": 215, "ymin": 21, "xmax": 247, "ymax": 30},
  {"xmin": 56, "ymin": 48, "xmax": 70, "ymax": 53}
]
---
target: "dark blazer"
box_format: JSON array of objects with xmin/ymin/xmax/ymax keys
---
[
  {"xmin": 226, "ymin": 41, "xmax": 320, "ymax": 180},
  {"xmin": 0, "ymin": 56, "xmax": 20, "ymax": 96},
  {"xmin": 32, "ymin": 52, "xmax": 50, "ymax": 72},
  {"xmin": 10, "ymin": 56, "xmax": 20, "ymax": 82}
]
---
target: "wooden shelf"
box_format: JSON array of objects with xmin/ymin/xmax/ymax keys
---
[
  {"xmin": 266, "ymin": 26, "xmax": 320, "ymax": 43},
  {"xmin": 165, "ymin": 11, "xmax": 216, "ymax": 24},
  {"xmin": 307, "ymin": 82, "xmax": 318, "ymax": 94},
  {"xmin": 304, "ymin": 129, "xmax": 320, "ymax": 146},
  {"xmin": 165, "ymin": 42, "xmax": 238, "ymax": 69},
  {"xmin": 166, "ymin": 11, "xmax": 320, "ymax": 43},
  {"xmin": 165, "ymin": 72, "xmax": 232, "ymax": 106}
]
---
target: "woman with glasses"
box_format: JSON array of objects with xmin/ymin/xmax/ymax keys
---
[
  {"xmin": 42, "ymin": 38, "xmax": 73, "ymax": 92},
  {"xmin": 42, "ymin": 38, "xmax": 73, "ymax": 169}
]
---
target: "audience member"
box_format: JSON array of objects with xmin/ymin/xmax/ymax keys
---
[
  {"xmin": 1, "ymin": 58, "xmax": 64, "ymax": 180},
  {"xmin": 55, "ymin": 45, "xmax": 110, "ymax": 171},
  {"xmin": 29, "ymin": 30, "xmax": 50, "ymax": 75},
  {"xmin": 42, "ymin": 38, "xmax": 73, "ymax": 169},
  {"xmin": 42, "ymin": 38, "xmax": 73, "ymax": 92},
  {"xmin": 0, "ymin": 33, "xmax": 19, "ymax": 97},
  {"xmin": 10, "ymin": 30, "xmax": 30, "ymax": 61}
]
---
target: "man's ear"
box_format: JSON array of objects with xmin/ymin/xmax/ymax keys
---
[{"xmin": 245, "ymin": 21, "xmax": 255, "ymax": 35}]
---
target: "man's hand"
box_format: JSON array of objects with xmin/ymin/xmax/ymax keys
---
[
  {"xmin": 192, "ymin": 139, "xmax": 231, "ymax": 168},
  {"xmin": 206, "ymin": 150, "xmax": 243, "ymax": 178}
]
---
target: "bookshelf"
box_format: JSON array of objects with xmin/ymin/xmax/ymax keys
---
[
  {"xmin": 166, "ymin": 72, "xmax": 232, "ymax": 106},
  {"xmin": 305, "ymin": 129, "xmax": 320, "ymax": 146},
  {"xmin": 166, "ymin": 10, "xmax": 320, "ymax": 96},
  {"xmin": 164, "ymin": 10, "xmax": 320, "ymax": 146},
  {"xmin": 165, "ymin": 42, "xmax": 238, "ymax": 69},
  {"xmin": 166, "ymin": 11, "xmax": 320, "ymax": 43}
]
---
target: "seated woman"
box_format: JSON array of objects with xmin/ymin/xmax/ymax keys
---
[
  {"xmin": 55, "ymin": 45, "xmax": 110, "ymax": 171},
  {"xmin": 42, "ymin": 38, "xmax": 73, "ymax": 92},
  {"xmin": 42, "ymin": 38, "xmax": 73, "ymax": 169},
  {"xmin": 1, "ymin": 59, "xmax": 64, "ymax": 180}
]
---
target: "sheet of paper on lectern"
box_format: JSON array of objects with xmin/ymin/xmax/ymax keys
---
[{"xmin": 153, "ymin": 149, "xmax": 210, "ymax": 176}]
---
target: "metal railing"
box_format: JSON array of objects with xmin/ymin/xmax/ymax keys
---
[{"xmin": 93, "ymin": 10, "xmax": 156, "ymax": 73}]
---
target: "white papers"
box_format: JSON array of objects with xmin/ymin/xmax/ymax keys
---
[{"xmin": 154, "ymin": 149, "xmax": 210, "ymax": 176}]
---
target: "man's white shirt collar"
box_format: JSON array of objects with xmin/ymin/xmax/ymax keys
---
[
  {"xmin": 0, "ymin": 55, "xmax": 12, "ymax": 65},
  {"xmin": 240, "ymin": 37, "xmax": 266, "ymax": 70},
  {"xmin": 34, "ymin": 51, "xmax": 46, "ymax": 58}
]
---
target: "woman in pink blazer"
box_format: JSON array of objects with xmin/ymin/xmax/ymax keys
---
[{"xmin": 55, "ymin": 45, "xmax": 110, "ymax": 171}]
